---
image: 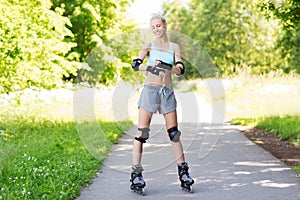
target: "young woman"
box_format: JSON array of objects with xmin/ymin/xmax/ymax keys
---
[{"xmin": 130, "ymin": 14, "xmax": 194, "ymax": 194}]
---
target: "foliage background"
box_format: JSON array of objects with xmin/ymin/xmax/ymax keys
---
[
  {"xmin": 0, "ymin": 0, "xmax": 78, "ymax": 93},
  {"xmin": 163, "ymin": 0, "xmax": 287, "ymax": 77},
  {"xmin": 1, "ymin": 0, "xmax": 299, "ymax": 93}
]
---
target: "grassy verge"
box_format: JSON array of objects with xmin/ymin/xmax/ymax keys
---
[
  {"xmin": 224, "ymin": 74, "xmax": 300, "ymax": 119},
  {"xmin": 0, "ymin": 88, "xmax": 133, "ymax": 199},
  {"xmin": 294, "ymin": 166, "xmax": 300, "ymax": 174},
  {"xmin": 0, "ymin": 117, "xmax": 132, "ymax": 199},
  {"xmin": 231, "ymin": 115, "xmax": 300, "ymax": 143},
  {"xmin": 224, "ymin": 74, "xmax": 300, "ymax": 174},
  {"xmin": 231, "ymin": 115, "xmax": 300, "ymax": 173}
]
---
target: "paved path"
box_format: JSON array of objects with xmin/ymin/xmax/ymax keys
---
[{"xmin": 77, "ymin": 121, "xmax": 300, "ymax": 200}]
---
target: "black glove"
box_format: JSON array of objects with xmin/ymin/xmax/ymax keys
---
[{"xmin": 146, "ymin": 66, "xmax": 165, "ymax": 76}]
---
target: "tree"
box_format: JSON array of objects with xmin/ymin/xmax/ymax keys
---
[
  {"xmin": 163, "ymin": 0, "xmax": 283, "ymax": 76},
  {"xmin": 50, "ymin": 0, "xmax": 135, "ymax": 85},
  {"xmin": 0, "ymin": 0, "xmax": 78, "ymax": 93},
  {"xmin": 260, "ymin": 0, "xmax": 300, "ymax": 73}
]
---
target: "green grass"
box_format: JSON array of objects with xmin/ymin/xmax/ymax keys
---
[
  {"xmin": 0, "ymin": 88, "xmax": 133, "ymax": 199},
  {"xmin": 255, "ymin": 115, "xmax": 300, "ymax": 142},
  {"xmin": 0, "ymin": 117, "xmax": 132, "ymax": 199},
  {"xmin": 225, "ymin": 74, "xmax": 300, "ymax": 174},
  {"xmin": 231, "ymin": 115, "xmax": 300, "ymax": 143},
  {"xmin": 224, "ymin": 74, "xmax": 300, "ymax": 119},
  {"xmin": 225, "ymin": 74, "xmax": 300, "ymax": 144},
  {"xmin": 294, "ymin": 166, "xmax": 300, "ymax": 174}
]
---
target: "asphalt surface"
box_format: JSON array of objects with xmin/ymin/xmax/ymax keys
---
[{"xmin": 76, "ymin": 120, "xmax": 300, "ymax": 200}]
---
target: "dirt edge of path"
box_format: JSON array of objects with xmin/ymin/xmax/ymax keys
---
[{"xmin": 239, "ymin": 127, "xmax": 300, "ymax": 171}]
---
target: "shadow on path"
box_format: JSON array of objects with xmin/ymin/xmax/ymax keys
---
[{"xmin": 77, "ymin": 122, "xmax": 300, "ymax": 200}]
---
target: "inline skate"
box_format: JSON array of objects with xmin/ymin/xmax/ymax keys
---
[
  {"xmin": 130, "ymin": 165, "xmax": 146, "ymax": 195},
  {"xmin": 178, "ymin": 162, "xmax": 194, "ymax": 193}
]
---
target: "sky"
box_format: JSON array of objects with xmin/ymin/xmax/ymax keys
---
[{"xmin": 127, "ymin": 0, "xmax": 167, "ymax": 27}]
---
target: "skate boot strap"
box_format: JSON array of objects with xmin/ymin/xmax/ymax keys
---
[
  {"xmin": 178, "ymin": 162, "xmax": 189, "ymax": 174},
  {"xmin": 130, "ymin": 172, "xmax": 146, "ymax": 186},
  {"xmin": 179, "ymin": 171, "xmax": 193, "ymax": 181},
  {"xmin": 131, "ymin": 172, "xmax": 142, "ymax": 180},
  {"xmin": 178, "ymin": 162, "xmax": 194, "ymax": 184},
  {"xmin": 132, "ymin": 164, "xmax": 144, "ymax": 173}
]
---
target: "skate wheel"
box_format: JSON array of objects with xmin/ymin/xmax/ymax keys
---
[
  {"xmin": 189, "ymin": 185, "xmax": 194, "ymax": 193},
  {"xmin": 181, "ymin": 185, "xmax": 194, "ymax": 193},
  {"xmin": 130, "ymin": 186, "xmax": 145, "ymax": 196},
  {"xmin": 136, "ymin": 187, "xmax": 145, "ymax": 196}
]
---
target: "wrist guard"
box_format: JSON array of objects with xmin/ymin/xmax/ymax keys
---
[
  {"xmin": 156, "ymin": 60, "xmax": 173, "ymax": 70},
  {"xmin": 146, "ymin": 66, "xmax": 165, "ymax": 76},
  {"xmin": 175, "ymin": 61, "xmax": 185, "ymax": 75},
  {"xmin": 131, "ymin": 58, "xmax": 143, "ymax": 71}
]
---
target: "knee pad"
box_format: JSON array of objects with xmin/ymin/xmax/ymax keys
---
[
  {"xmin": 135, "ymin": 128, "xmax": 150, "ymax": 143},
  {"xmin": 167, "ymin": 127, "xmax": 181, "ymax": 142}
]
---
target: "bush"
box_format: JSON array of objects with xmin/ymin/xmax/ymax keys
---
[{"xmin": 0, "ymin": 0, "xmax": 79, "ymax": 93}]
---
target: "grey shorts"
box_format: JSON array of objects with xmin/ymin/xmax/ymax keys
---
[{"xmin": 138, "ymin": 85, "xmax": 177, "ymax": 114}]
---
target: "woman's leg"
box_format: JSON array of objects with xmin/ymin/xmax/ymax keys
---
[
  {"xmin": 163, "ymin": 110, "xmax": 185, "ymax": 163},
  {"xmin": 164, "ymin": 110, "xmax": 194, "ymax": 192},
  {"xmin": 132, "ymin": 108, "xmax": 153, "ymax": 165},
  {"xmin": 130, "ymin": 108, "xmax": 152, "ymax": 193}
]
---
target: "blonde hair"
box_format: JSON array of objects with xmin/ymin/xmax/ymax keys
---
[{"xmin": 150, "ymin": 13, "xmax": 167, "ymax": 24}]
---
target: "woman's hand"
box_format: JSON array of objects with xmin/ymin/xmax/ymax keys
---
[
  {"xmin": 153, "ymin": 60, "xmax": 166, "ymax": 80},
  {"xmin": 173, "ymin": 63, "xmax": 183, "ymax": 75}
]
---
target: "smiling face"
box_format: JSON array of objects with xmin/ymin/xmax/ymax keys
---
[{"xmin": 150, "ymin": 17, "xmax": 167, "ymax": 38}]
